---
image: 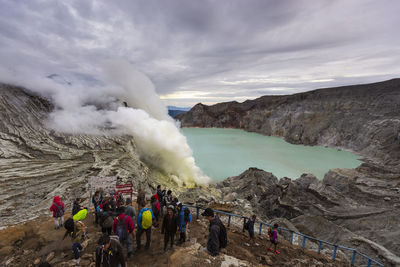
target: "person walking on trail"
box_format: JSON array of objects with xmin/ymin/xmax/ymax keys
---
[
  {"xmin": 125, "ymin": 198, "xmax": 136, "ymax": 228},
  {"xmin": 50, "ymin": 195, "xmax": 65, "ymax": 229},
  {"xmin": 137, "ymin": 187, "xmax": 146, "ymax": 213},
  {"xmin": 267, "ymin": 224, "xmax": 280, "ymax": 254},
  {"xmin": 151, "ymin": 195, "xmax": 160, "ymax": 223},
  {"xmin": 112, "ymin": 207, "xmax": 135, "ymax": 259},
  {"xmin": 161, "ymin": 205, "xmax": 178, "ymax": 252},
  {"xmin": 176, "ymin": 203, "xmax": 192, "ymax": 244},
  {"xmin": 92, "ymin": 190, "xmax": 103, "ymax": 225},
  {"xmin": 201, "ymin": 208, "xmax": 227, "ymax": 256},
  {"xmin": 246, "ymin": 215, "xmax": 257, "ymax": 245},
  {"xmin": 156, "ymin": 185, "xmax": 164, "ymax": 217},
  {"xmin": 63, "ymin": 217, "xmax": 87, "ymax": 265},
  {"xmin": 72, "ymin": 198, "xmax": 84, "ymax": 216},
  {"xmin": 136, "ymin": 206, "xmax": 154, "ymax": 251},
  {"xmin": 96, "ymin": 234, "xmax": 126, "ymax": 267}
]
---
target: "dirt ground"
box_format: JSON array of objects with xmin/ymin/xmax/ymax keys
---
[{"xmin": 0, "ymin": 207, "xmax": 350, "ymax": 267}]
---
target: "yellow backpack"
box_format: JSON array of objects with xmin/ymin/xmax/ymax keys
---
[{"xmin": 141, "ymin": 209, "xmax": 153, "ymax": 229}]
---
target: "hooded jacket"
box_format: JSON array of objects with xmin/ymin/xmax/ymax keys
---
[
  {"xmin": 50, "ymin": 196, "xmax": 65, "ymax": 218},
  {"xmin": 161, "ymin": 213, "xmax": 178, "ymax": 234}
]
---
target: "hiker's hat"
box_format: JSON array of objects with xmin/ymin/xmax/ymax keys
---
[{"xmin": 201, "ymin": 208, "xmax": 214, "ymax": 217}]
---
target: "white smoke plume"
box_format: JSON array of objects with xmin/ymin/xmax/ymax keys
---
[{"xmin": 0, "ymin": 60, "xmax": 210, "ymax": 185}]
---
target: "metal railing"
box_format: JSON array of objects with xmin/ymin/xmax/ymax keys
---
[{"xmin": 185, "ymin": 205, "xmax": 384, "ymax": 267}]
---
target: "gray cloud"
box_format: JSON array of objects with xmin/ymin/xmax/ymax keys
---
[{"xmin": 0, "ymin": 0, "xmax": 399, "ymax": 107}]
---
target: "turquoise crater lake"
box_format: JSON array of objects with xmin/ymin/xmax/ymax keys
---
[{"xmin": 181, "ymin": 128, "xmax": 362, "ymax": 181}]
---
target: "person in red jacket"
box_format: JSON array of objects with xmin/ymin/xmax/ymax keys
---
[
  {"xmin": 50, "ymin": 195, "xmax": 65, "ymax": 229},
  {"xmin": 113, "ymin": 207, "xmax": 135, "ymax": 259}
]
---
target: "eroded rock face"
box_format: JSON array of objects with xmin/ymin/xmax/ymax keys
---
[
  {"xmin": 0, "ymin": 84, "xmax": 157, "ymax": 227},
  {"xmin": 178, "ymin": 78, "xmax": 400, "ymax": 167},
  {"xmin": 214, "ymin": 167, "xmax": 400, "ymax": 267}
]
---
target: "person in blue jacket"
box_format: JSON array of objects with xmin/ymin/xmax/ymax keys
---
[
  {"xmin": 176, "ymin": 203, "xmax": 192, "ymax": 244},
  {"xmin": 136, "ymin": 207, "xmax": 154, "ymax": 251}
]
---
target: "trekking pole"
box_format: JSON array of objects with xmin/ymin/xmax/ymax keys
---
[{"xmin": 89, "ymin": 189, "xmax": 92, "ymax": 210}]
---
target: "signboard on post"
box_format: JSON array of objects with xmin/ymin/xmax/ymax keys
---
[
  {"xmin": 116, "ymin": 182, "xmax": 133, "ymax": 202},
  {"xmin": 88, "ymin": 176, "xmax": 117, "ymax": 209},
  {"xmin": 88, "ymin": 176, "xmax": 117, "ymax": 192}
]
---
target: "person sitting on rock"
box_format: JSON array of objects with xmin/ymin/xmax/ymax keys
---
[
  {"xmin": 96, "ymin": 234, "xmax": 126, "ymax": 267},
  {"xmin": 161, "ymin": 205, "xmax": 178, "ymax": 251},
  {"xmin": 267, "ymin": 223, "xmax": 280, "ymax": 254},
  {"xmin": 50, "ymin": 195, "xmax": 65, "ymax": 229},
  {"xmin": 201, "ymin": 208, "xmax": 227, "ymax": 256}
]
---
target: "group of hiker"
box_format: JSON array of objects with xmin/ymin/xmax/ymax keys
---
[{"xmin": 49, "ymin": 184, "xmax": 280, "ymax": 266}]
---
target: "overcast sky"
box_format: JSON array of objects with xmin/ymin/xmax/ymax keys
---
[{"xmin": 0, "ymin": 0, "xmax": 399, "ymax": 107}]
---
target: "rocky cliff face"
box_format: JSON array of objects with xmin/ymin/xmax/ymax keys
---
[
  {"xmin": 178, "ymin": 78, "xmax": 400, "ymax": 166},
  {"xmin": 212, "ymin": 167, "xmax": 400, "ymax": 267},
  {"xmin": 0, "ymin": 84, "xmax": 168, "ymax": 228}
]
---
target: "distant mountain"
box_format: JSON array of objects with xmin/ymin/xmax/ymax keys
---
[{"xmin": 167, "ymin": 106, "xmax": 191, "ymax": 118}]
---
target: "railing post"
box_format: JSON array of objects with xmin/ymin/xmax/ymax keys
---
[
  {"xmin": 259, "ymin": 223, "xmax": 262, "ymax": 235},
  {"xmin": 367, "ymin": 259, "xmax": 371, "ymax": 267},
  {"xmin": 290, "ymin": 231, "xmax": 294, "ymax": 244},
  {"xmin": 332, "ymin": 245, "xmax": 338, "ymax": 261},
  {"xmin": 196, "ymin": 207, "xmax": 200, "ymax": 219},
  {"xmin": 242, "ymin": 217, "xmax": 246, "ymax": 232},
  {"xmin": 302, "ymin": 236, "xmax": 307, "ymax": 250},
  {"xmin": 351, "ymin": 250, "xmax": 357, "ymax": 265},
  {"xmin": 318, "ymin": 241, "xmax": 322, "ymax": 254},
  {"xmin": 228, "ymin": 215, "xmax": 231, "ymax": 227}
]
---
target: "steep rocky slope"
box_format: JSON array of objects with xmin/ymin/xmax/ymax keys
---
[
  {"xmin": 178, "ymin": 78, "xmax": 400, "ymax": 167},
  {"xmin": 209, "ymin": 167, "xmax": 400, "ymax": 267},
  {"xmin": 0, "ymin": 84, "xmax": 170, "ymax": 228}
]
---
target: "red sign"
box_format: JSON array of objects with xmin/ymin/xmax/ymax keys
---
[{"xmin": 116, "ymin": 182, "xmax": 133, "ymax": 201}]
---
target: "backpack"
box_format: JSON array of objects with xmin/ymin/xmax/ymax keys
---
[
  {"xmin": 116, "ymin": 216, "xmax": 128, "ymax": 242},
  {"xmin": 184, "ymin": 208, "xmax": 191, "ymax": 223},
  {"xmin": 244, "ymin": 220, "xmax": 250, "ymax": 230},
  {"xmin": 64, "ymin": 218, "xmax": 74, "ymax": 232},
  {"xmin": 102, "ymin": 214, "xmax": 114, "ymax": 229},
  {"xmin": 268, "ymin": 227, "xmax": 274, "ymax": 238},
  {"xmin": 141, "ymin": 209, "xmax": 153, "ymax": 229},
  {"xmin": 54, "ymin": 202, "xmax": 64, "ymax": 217},
  {"xmin": 218, "ymin": 220, "xmax": 228, "ymax": 248}
]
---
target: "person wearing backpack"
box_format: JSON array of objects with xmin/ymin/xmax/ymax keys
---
[
  {"xmin": 176, "ymin": 203, "xmax": 192, "ymax": 244},
  {"xmin": 201, "ymin": 208, "xmax": 227, "ymax": 256},
  {"xmin": 96, "ymin": 234, "xmax": 126, "ymax": 267},
  {"xmin": 63, "ymin": 217, "xmax": 86, "ymax": 265},
  {"xmin": 267, "ymin": 224, "xmax": 280, "ymax": 254},
  {"xmin": 112, "ymin": 207, "xmax": 135, "ymax": 258},
  {"xmin": 161, "ymin": 205, "xmax": 178, "ymax": 251},
  {"xmin": 136, "ymin": 207, "xmax": 154, "ymax": 251},
  {"xmin": 50, "ymin": 195, "xmax": 65, "ymax": 229},
  {"xmin": 125, "ymin": 198, "xmax": 136, "ymax": 228}
]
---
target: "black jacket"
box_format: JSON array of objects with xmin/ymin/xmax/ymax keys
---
[
  {"xmin": 161, "ymin": 214, "xmax": 178, "ymax": 234},
  {"xmin": 95, "ymin": 238, "xmax": 125, "ymax": 267},
  {"xmin": 207, "ymin": 217, "xmax": 221, "ymax": 256}
]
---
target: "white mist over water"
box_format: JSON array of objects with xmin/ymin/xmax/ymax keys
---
[{"xmin": 0, "ymin": 60, "xmax": 210, "ymax": 185}]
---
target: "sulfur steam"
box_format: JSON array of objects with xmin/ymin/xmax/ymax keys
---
[{"xmin": 0, "ymin": 60, "xmax": 210, "ymax": 185}]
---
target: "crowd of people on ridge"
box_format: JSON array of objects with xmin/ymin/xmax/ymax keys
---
[{"xmin": 47, "ymin": 184, "xmax": 279, "ymax": 266}]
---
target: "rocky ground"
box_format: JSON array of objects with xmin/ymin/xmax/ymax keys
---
[{"xmin": 0, "ymin": 206, "xmax": 350, "ymax": 267}]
